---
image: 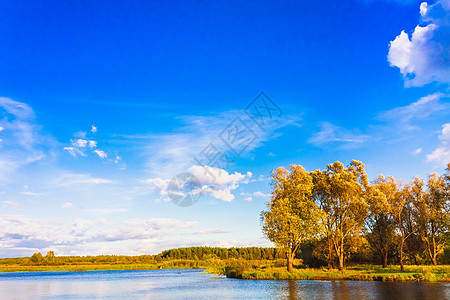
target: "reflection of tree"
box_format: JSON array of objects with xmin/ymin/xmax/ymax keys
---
[{"xmin": 287, "ymin": 281, "xmax": 297, "ymax": 300}]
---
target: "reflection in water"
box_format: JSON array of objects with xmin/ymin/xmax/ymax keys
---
[
  {"xmin": 0, "ymin": 270, "xmax": 449, "ymax": 299},
  {"xmin": 288, "ymin": 280, "xmax": 297, "ymax": 299}
]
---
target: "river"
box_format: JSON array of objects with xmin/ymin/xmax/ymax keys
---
[{"xmin": 0, "ymin": 269, "xmax": 449, "ymax": 299}]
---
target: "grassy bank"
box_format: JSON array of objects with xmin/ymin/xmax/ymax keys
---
[
  {"xmin": 0, "ymin": 259, "xmax": 211, "ymax": 273},
  {"xmin": 211, "ymin": 264, "xmax": 450, "ymax": 282}
]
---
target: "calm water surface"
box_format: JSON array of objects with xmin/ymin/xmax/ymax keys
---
[{"xmin": 0, "ymin": 269, "xmax": 449, "ymax": 299}]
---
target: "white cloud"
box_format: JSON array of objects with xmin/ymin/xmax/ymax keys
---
[
  {"xmin": 146, "ymin": 165, "xmax": 252, "ymax": 202},
  {"xmin": 308, "ymin": 122, "xmax": 369, "ymax": 146},
  {"xmin": 377, "ymin": 93, "xmax": 448, "ymax": 129},
  {"xmin": 61, "ymin": 202, "xmax": 73, "ymax": 209},
  {"xmin": 19, "ymin": 191, "xmax": 41, "ymax": 196},
  {"xmin": 63, "ymin": 146, "xmax": 85, "ymax": 157},
  {"xmin": 64, "ymin": 126, "xmax": 107, "ymax": 158},
  {"xmin": 2, "ymin": 201, "xmax": 20, "ymax": 210},
  {"xmin": 72, "ymin": 139, "xmax": 88, "ymax": 148},
  {"xmin": 93, "ymin": 149, "xmax": 107, "ymax": 158},
  {"xmin": 118, "ymin": 110, "xmax": 301, "ymax": 179},
  {"xmin": 189, "ymin": 165, "xmax": 252, "ymax": 202},
  {"xmin": 0, "ymin": 214, "xmax": 202, "ymax": 256},
  {"xmin": 420, "ymin": 2, "xmax": 429, "ymax": 16},
  {"xmin": 427, "ymin": 123, "xmax": 450, "ymax": 166},
  {"xmin": 145, "ymin": 178, "xmax": 170, "ymax": 195},
  {"xmin": 0, "ymin": 98, "xmax": 47, "ymax": 179},
  {"xmin": 240, "ymin": 191, "xmax": 271, "ymax": 202},
  {"xmin": 252, "ymin": 191, "xmax": 269, "ymax": 197},
  {"xmin": 413, "ymin": 147, "xmax": 423, "ymax": 155},
  {"xmin": 388, "ymin": 0, "xmax": 450, "ymax": 86},
  {"xmin": 88, "ymin": 140, "xmax": 97, "ymax": 148},
  {"xmin": 51, "ymin": 173, "xmax": 113, "ymax": 186}
]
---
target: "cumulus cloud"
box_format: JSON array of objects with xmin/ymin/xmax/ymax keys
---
[
  {"xmin": 388, "ymin": 0, "xmax": 450, "ymax": 86},
  {"xmin": 146, "ymin": 165, "xmax": 252, "ymax": 202},
  {"xmin": 308, "ymin": 122, "xmax": 369, "ymax": 146},
  {"xmin": 427, "ymin": 123, "xmax": 450, "ymax": 165},
  {"xmin": 145, "ymin": 178, "xmax": 170, "ymax": 195},
  {"xmin": 93, "ymin": 149, "xmax": 107, "ymax": 158},
  {"xmin": 64, "ymin": 126, "xmax": 108, "ymax": 159},
  {"xmin": 72, "ymin": 139, "xmax": 88, "ymax": 148}
]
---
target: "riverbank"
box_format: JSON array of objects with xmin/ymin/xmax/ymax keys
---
[
  {"xmin": 0, "ymin": 258, "xmax": 211, "ymax": 273},
  {"xmin": 0, "ymin": 264, "xmax": 206, "ymax": 273},
  {"xmin": 1, "ymin": 261, "xmax": 449, "ymax": 283},
  {"xmin": 212, "ymin": 264, "xmax": 450, "ymax": 282}
]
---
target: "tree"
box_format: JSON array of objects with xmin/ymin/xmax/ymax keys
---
[
  {"xmin": 311, "ymin": 169, "xmax": 335, "ymax": 269},
  {"xmin": 366, "ymin": 176, "xmax": 397, "ymax": 268},
  {"xmin": 390, "ymin": 178, "xmax": 417, "ymax": 272},
  {"xmin": 312, "ymin": 160, "xmax": 369, "ymax": 270},
  {"xmin": 46, "ymin": 251, "xmax": 55, "ymax": 264},
  {"xmin": 262, "ymin": 165, "xmax": 325, "ymax": 272},
  {"xmin": 30, "ymin": 252, "xmax": 43, "ymax": 264},
  {"xmin": 414, "ymin": 173, "xmax": 450, "ymax": 265}
]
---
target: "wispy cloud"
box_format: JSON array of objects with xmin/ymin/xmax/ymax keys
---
[
  {"xmin": 118, "ymin": 110, "xmax": 301, "ymax": 178},
  {"xmin": 240, "ymin": 191, "xmax": 271, "ymax": 202},
  {"xmin": 50, "ymin": 173, "xmax": 113, "ymax": 187},
  {"xmin": 308, "ymin": 122, "xmax": 369, "ymax": 146},
  {"xmin": 2, "ymin": 201, "xmax": 21, "ymax": 210},
  {"xmin": 427, "ymin": 123, "xmax": 450, "ymax": 166},
  {"xmin": 0, "ymin": 98, "xmax": 48, "ymax": 180},
  {"xmin": 377, "ymin": 93, "xmax": 448, "ymax": 129}
]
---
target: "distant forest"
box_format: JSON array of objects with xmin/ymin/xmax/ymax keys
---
[{"xmin": 0, "ymin": 247, "xmax": 286, "ymax": 266}]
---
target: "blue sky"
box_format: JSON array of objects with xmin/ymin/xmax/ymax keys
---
[{"xmin": 0, "ymin": 0, "xmax": 449, "ymax": 257}]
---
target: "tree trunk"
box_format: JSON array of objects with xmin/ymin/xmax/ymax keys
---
[
  {"xmin": 399, "ymin": 237, "xmax": 404, "ymax": 272},
  {"xmin": 382, "ymin": 248, "xmax": 388, "ymax": 268},
  {"xmin": 338, "ymin": 253, "xmax": 344, "ymax": 271},
  {"xmin": 431, "ymin": 235, "xmax": 437, "ymax": 266},
  {"xmin": 338, "ymin": 239, "xmax": 344, "ymax": 271},
  {"xmin": 328, "ymin": 237, "xmax": 334, "ymax": 269},
  {"xmin": 287, "ymin": 253, "xmax": 294, "ymax": 272}
]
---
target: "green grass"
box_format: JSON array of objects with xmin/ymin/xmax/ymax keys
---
[
  {"xmin": 0, "ymin": 264, "xmax": 202, "ymax": 273},
  {"xmin": 211, "ymin": 264, "xmax": 450, "ymax": 282},
  {"xmin": 0, "ymin": 259, "xmax": 213, "ymax": 273}
]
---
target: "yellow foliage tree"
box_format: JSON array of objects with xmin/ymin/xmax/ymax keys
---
[{"xmin": 261, "ymin": 165, "xmax": 326, "ymax": 272}]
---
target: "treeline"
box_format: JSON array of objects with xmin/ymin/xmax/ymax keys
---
[
  {"xmin": 158, "ymin": 247, "xmax": 285, "ymax": 261},
  {"xmin": 0, "ymin": 247, "xmax": 284, "ymax": 266},
  {"xmin": 262, "ymin": 160, "xmax": 450, "ymax": 271}
]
